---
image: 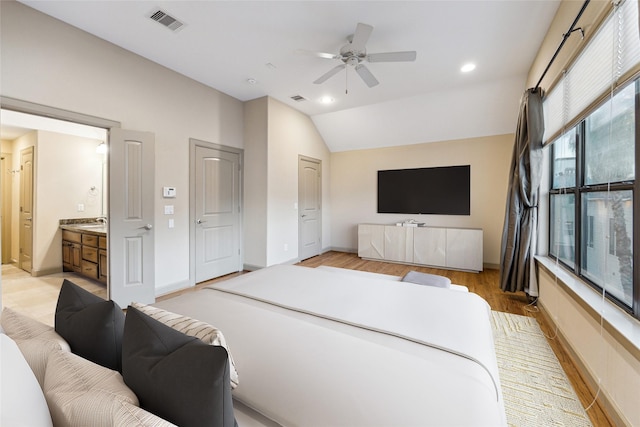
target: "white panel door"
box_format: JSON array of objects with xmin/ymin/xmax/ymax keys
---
[
  {"xmin": 194, "ymin": 144, "xmax": 241, "ymax": 283},
  {"xmin": 413, "ymin": 227, "xmax": 446, "ymax": 266},
  {"xmin": 298, "ymin": 157, "xmax": 321, "ymax": 261},
  {"xmin": 109, "ymin": 129, "xmax": 155, "ymax": 307},
  {"xmin": 358, "ymin": 224, "xmax": 385, "ymax": 259}
]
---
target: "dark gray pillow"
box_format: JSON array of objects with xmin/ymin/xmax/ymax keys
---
[
  {"xmin": 122, "ymin": 307, "xmax": 236, "ymax": 427},
  {"xmin": 402, "ymin": 271, "xmax": 451, "ymax": 288},
  {"xmin": 54, "ymin": 279, "xmax": 125, "ymax": 372}
]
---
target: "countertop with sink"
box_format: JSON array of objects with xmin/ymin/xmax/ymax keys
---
[{"xmin": 59, "ymin": 218, "xmax": 107, "ymax": 236}]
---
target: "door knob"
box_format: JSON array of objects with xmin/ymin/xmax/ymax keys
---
[
  {"xmin": 139, "ymin": 224, "xmax": 153, "ymax": 230},
  {"xmin": 196, "ymin": 219, "xmax": 207, "ymax": 224}
]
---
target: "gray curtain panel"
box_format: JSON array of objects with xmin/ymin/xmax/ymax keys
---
[{"xmin": 499, "ymin": 88, "xmax": 544, "ymax": 296}]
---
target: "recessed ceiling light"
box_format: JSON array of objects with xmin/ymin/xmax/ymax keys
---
[
  {"xmin": 320, "ymin": 96, "xmax": 334, "ymax": 104},
  {"xmin": 461, "ymin": 63, "xmax": 476, "ymax": 73}
]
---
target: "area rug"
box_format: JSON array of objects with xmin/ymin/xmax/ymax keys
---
[{"xmin": 491, "ymin": 311, "xmax": 593, "ymax": 427}]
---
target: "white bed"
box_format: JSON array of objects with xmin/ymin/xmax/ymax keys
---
[{"xmin": 155, "ymin": 265, "xmax": 506, "ymax": 426}]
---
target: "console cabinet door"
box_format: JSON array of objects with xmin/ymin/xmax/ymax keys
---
[
  {"xmin": 358, "ymin": 224, "xmax": 384, "ymax": 259},
  {"xmin": 446, "ymin": 228, "xmax": 483, "ymax": 271},
  {"xmin": 384, "ymin": 226, "xmax": 413, "ymax": 263},
  {"xmin": 413, "ymin": 227, "xmax": 446, "ymax": 267}
]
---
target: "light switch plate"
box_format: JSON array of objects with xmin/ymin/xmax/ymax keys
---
[{"xmin": 164, "ymin": 205, "xmax": 174, "ymax": 215}]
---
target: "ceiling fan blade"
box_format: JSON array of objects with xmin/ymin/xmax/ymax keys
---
[
  {"xmin": 355, "ymin": 64, "xmax": 379, "ymax": 87},
  {"xmin": 313, "ymin": 64, "xmax": 346, "ymax": 84},
  {"xmin": 350, "ymin": 23, "xmax": 373, "ymax": 52},
  {"xmin": 367, "ymin": 51, "xmax": 417, "ymax": 63},
  {"xmin": 295, "ymin": 49, "xmax": 339, "ymax": 60}
]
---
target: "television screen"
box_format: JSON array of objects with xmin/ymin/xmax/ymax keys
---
[{"xmin": 377, "ymin": 165, "xmax": 470, "ymax": 215}]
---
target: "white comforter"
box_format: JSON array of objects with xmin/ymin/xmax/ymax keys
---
[{"xmin": 156, "ymin": 265, "xmax": 506, "ymax": 426}]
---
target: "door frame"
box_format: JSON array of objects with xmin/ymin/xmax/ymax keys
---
[
  {"xmin": 189, "ymin": 138, "xmax": 244, "ymax": 286},
  {"xmin": 0, "ymin": 97, "xmax": 120, "ymax": 282},
  {"xmin": 298, "ymin": 155, "xmax": 322, "ymax": 261},
  {"xmin": 1, "ymin": 153, "xmax": 13, "ymax": 264},
  {"xmin": 18, "ymin": 146, "xmax": 34, "ymax": 273}
]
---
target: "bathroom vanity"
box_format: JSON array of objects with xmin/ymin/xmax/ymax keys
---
[{"xmin": 60, "ymin": 220, "xmax": 107, "ymax": 284}]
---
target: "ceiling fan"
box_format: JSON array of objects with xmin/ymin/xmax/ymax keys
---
[{"xmin": 301, "ymin": 23, "xmax": 417, "ymax": 88}]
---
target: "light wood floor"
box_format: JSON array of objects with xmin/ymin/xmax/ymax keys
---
[{"xmin": 2, "ymin": 252, "xmax": 613, "ymax": 426}]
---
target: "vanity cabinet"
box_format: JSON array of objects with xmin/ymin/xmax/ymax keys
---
[
  {"xmin": 62, "ymin": 229, "xmax": 107, "ymax": 284},
  {"xmin": 98, "ymin": 236, "xmax": 108, "ymax": 283},
  {"xmin": 62, "ymin": 231, "xmax": 82, "ymax": 273}
]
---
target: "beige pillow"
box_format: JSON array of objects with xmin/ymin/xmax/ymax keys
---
[
  {"xmin": 1, "ymin": 307, "xmax": 69, "ymax": 348},
  {"xmin": 131, "ymin": 302, "xmax": 239, "ymax": 389},
  {"xmin": 1, "ymin": 308, "xmax": 70, "ymax": 386},
  {"xmin": 114, "ymin": 401, "xmax": 178, "ymax": 427},
  {"xmin": 44, "ymin": 349, "xmax": 138, "ymax": 427}
]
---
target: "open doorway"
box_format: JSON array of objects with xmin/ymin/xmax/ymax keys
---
[{"xmin": 1, "ymin": 108, "xmax": 109, "ymax": 320}]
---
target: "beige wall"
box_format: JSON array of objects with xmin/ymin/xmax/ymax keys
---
[
  {"xmin": 33, "ymin": 131, "xmax": 104, "ymax": 275},
  {"xmin": 539, "ymin": 269, "xmax": 640, "ymax": 426},
  {"xmin": 1, "ymin": 1, "xmax": 244, "ymax": 290},
  {"xmin": 330, "ymin": 134, "xmax": 514, "ymax": 267},
  {"xmin": 244, "ymin": 97, "xmax": 332, "ymax": 268},
  {"xmin": 266, "ymin": 98, "xmax": 332, "ymax": 266},
  {"xmin": 243, "ymin": 97, "xmax": 269, "ymax": 268}
]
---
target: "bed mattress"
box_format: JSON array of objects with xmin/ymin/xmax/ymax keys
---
[{"xmin": 155, "ymin": 265, "xmax": 506, "ymax": 426}]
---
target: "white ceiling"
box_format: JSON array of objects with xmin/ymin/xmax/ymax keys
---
[{"xmin": 12, "ymin": 1, "xmax": 560, "ymax": 151}]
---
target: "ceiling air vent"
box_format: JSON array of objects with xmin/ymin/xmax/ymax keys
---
[
  {"xmin": 290, "ymin": 95, "xmax": 307, "ymax": 102},
  {"xmin": 149, "ymin": 9, "xmax": 185, "ymax": 32}
]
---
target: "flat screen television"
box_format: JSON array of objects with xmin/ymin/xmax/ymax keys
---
[{"xmin": 377, "ymin": 165, "xmax": 470, "ymax": 215}]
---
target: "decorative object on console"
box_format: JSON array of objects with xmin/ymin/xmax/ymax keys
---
[
  {"xmin": 54, "ymin": 279, "xmax": 125, "ymax": 372},
  {"xmin": 122, "ymin": 307, "xmax": 237, "ymax": 427}
]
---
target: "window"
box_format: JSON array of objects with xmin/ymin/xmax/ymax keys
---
[
  {"xmin": 549, "ymin": 80, "xmax": 637, "ymax": 313},
  {"xmin": 546, "ymin": 0, "xmax": 639, "ymax": 318}
]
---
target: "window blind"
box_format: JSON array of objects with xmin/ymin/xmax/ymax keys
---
[{"xmin": 543, "ymin": 0, "xmax": 640, "ymax": 143}]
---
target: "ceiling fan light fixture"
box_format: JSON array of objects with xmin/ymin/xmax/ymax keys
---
[{"xmin": 461, "ymin": 63, "xmax": 476, "ymax": 73}]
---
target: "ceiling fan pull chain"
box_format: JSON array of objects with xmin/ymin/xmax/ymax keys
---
[{"xmin": 345, "ymin": 66, "xmax": 348, "ymax": 94}]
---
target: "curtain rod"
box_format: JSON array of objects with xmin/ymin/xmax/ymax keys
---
[{"xmin": 534, "ymin": 0, "xmax": 591, "ymax": 91}]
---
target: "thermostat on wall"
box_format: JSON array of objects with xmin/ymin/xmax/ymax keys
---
[{"xmin": 163, "ymin": 187, "xmax": 176, "ymax": 198}]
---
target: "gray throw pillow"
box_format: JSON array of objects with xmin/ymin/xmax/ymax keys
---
[
  {"xmin": 54, "ymin": 279, "xmax": 125, "ymax": 372},
  {"xmin": 402, "ymin": 271, "xmax": 451, "ymax": 288},
  {"xmin": 122, "ymin": 307, "xmax": 237, "ymax": 427}
]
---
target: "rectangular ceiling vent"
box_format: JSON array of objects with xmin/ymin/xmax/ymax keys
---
[
  {"xmin": 290, "ymin": 95, "xmax": 307, "ymax": 102},
  {"xmin": 149, "ymin": 9, "xmax": 185, "ymax": 32}
]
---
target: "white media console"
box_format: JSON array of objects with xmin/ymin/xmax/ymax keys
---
[{"xmin": 357, "ymin": 224, "xmax": 483, "ymax": 272}]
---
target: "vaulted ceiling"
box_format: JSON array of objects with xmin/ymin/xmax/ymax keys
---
[{"xmin": 13, "ymin": 1, "xmax": 561, "ymax": 151}]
